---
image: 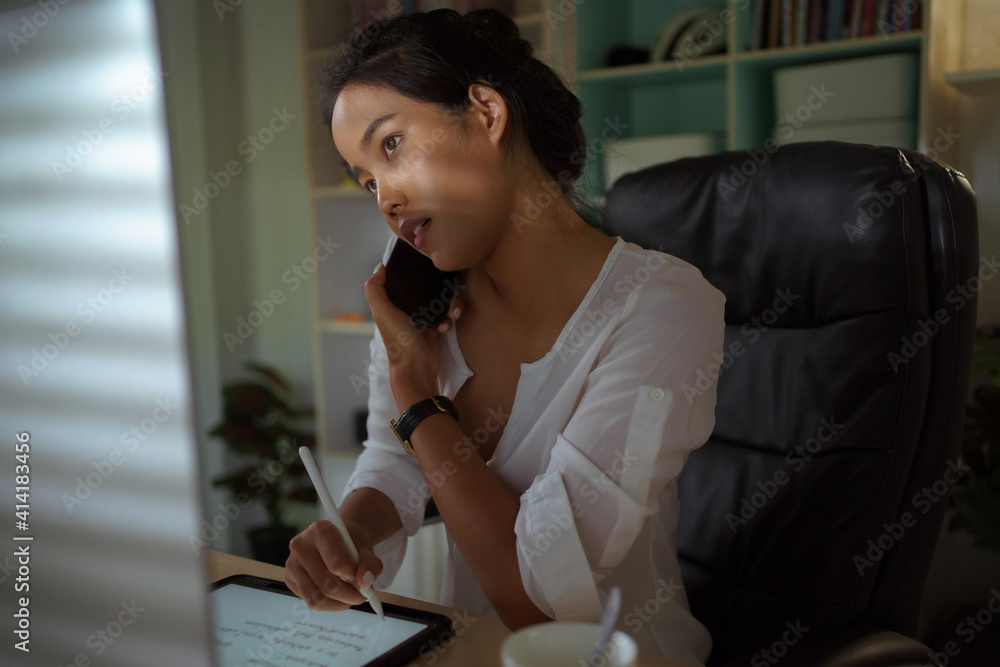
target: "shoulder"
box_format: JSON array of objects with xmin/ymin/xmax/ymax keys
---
[{"xmin": 607, "ymin": 240, "xmax": 726, "ymax": 327}]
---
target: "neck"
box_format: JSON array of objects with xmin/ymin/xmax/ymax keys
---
[{"xmin": 463, "ymin": 184, "xmax": 617, "ymax": 319}]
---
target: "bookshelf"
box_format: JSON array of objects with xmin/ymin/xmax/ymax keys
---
[{"xmin": 571, "ymin": 0, "xmax": 928, "ymax": 199}]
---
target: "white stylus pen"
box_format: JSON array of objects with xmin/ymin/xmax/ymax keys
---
[{"xmin": 299, "ymin": 446, "xmax": 385, "ymax": 621}]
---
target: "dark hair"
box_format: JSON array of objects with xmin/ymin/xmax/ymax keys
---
[{"xmin": 320, "ymin": 8, "xmax": 589, "ymax": 206}]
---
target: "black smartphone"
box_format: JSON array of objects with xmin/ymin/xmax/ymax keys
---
[{"xmin": 383, "ymin": 238, "xmax": 460, "ymax": 329}]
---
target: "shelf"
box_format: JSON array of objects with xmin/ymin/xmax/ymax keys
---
[
  {"xmin": 578, "ymin": 53, "xmax": 728, "ymax": 85},
  {"xmin": 319, "ymin": 320, "xmax": 376, "ymax": 336},
  {"xmin": 734, "ymin": 31, "xmax": 922, "ymax": 66},
  {"xmin": 945, "ymin": 69, "xmax": 1000, "ymax": 97}
]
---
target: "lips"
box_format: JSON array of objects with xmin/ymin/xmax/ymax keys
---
[{"xmin": 400, "ymin": 217, "xmax": 431, "ymax": 247}]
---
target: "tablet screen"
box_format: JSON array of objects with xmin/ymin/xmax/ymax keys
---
[{"xmin": 210, "ymin": 578, "xmax": 446, "ymax": 667}]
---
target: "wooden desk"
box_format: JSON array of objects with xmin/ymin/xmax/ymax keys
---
[{"xmin": 208, "ymin": 550, "xmax": 699, "ymax": 667}]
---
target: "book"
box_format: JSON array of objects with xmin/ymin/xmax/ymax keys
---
[
  {"xmin": 782, "ymin": 0, "xmax": 794, "ymax": 46},
  {"xmin": 893, "ymin": 0, "xmax": 906, "ymax": 33},
  {"xmin": 826, "ymin": 0, "xmax": 844, "ymax": 41},
  {"xmin": 860, "ymin": 0, "xmax": 875, "ymax": 37},
  {"xmin": 752, "ymin": 0, "xmax": 768, "ymax": 50},
  {"xmin": 849, "ymin": 0, "xmax": 864, "ymax": 37},
  {"xmin": 875, "ymin": 0, "xmax": 892, "ymax": 37},
  {"xmin": 796, "ymin": 0, "xmax": 809, "ymax": 45},
  {"xmin": 807, "ymin": 0, "xmax": 823, "ymax": 43},
  {"xmin": 769, "ymin": 0, "xmax": 782, "ymax": 48}
]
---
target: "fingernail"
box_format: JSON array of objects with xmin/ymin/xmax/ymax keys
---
[
  {"xmin": 453, "ymin": 306, "xmax": 462, "ymax": 319},
  {"xmin": 440, "ymin": 321, "xmax": 451, "ymax": 333},
  {"xmin": 373, "ymin": 262, "xmax": 383, "ymax": 274},
  {"xmin": 362, "ymin": 571, "xmax": 375, "ymax": 588}
]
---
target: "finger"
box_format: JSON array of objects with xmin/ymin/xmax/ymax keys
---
[
  {"xmin": 312, "ymin": 524, "xmax": 368, "ymax": 606},
  {"xmin": 285, "ymin": 557, "xmax": 351, "ymax": 612},
  {"xmin": 364, "ymin": 264, "xmax": 415, "ymax": 333},
  {"xmin": 355, "ymin": 552, "xmax": 384, "ymax": 593},
  {"xmin": 449, "ymin": 298, "xmax": 463, "ymax": 322},
  {"xmin": 370, "ymin": 262, "xmax": 386, "ymax": 285},
  {"xmin": 345, "ymin": 523, "xmax": 384, "ymax": 592},
  {"xmin": 289, "ymin": 522, "xmax": 366, "ymax": 606}
]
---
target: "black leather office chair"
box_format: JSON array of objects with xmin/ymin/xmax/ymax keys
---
[{"xmin": 602, "ymin": 141, "xmax": 979, "ymax": 667}]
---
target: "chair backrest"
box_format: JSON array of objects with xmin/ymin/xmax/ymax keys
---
[{"xmin": 602, "ymin": 141, "xmax": 979, "ymax": 665}]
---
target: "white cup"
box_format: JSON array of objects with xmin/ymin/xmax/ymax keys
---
[{"xmin": 501, "ymin": 621, "xmax": 639, "ymax": 667}]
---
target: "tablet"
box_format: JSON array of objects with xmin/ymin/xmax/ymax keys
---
[{"xmin": 209, "ymin": 574, "xmax": 454, "ymax": 667}]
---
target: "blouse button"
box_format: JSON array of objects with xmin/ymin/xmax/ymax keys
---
[{"xmin": 650, "ymin": 387, "xmax": 666, "ymax": 401}]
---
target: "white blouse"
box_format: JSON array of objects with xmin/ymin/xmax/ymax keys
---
[{"xmin": 342, "ymin": 236, "xmax": 725, "ymax": 665}]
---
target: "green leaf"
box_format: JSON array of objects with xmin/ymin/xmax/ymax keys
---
[
  {"xmin": 222, "ymin": 381, "xmax": 286, "ymax": 421},
  {"xmin": 245, "ymin": 361, "xmax": 290, "ymax": 392}
]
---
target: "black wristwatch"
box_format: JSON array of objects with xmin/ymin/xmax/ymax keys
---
[{"xmin": 390, "ymin": 395, "xmax": 459, "ymax": 455}]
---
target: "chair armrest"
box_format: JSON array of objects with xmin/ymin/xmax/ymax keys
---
[{"xmin": 722, "ymin": 626, "xmax": 932, "ymax": 667}]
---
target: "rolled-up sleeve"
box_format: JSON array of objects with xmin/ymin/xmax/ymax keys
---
[
  {"xmin": 342, "ymin": 326, "xmax": 431, "ymax": 584},
  {"xmin": 514, "ymin": 267, "xmax": 725, "ymax": 621}
]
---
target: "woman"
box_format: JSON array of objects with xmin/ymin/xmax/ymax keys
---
[{"xmin": 285, "ymin": 8, "xmax": 725, "ymax": 664}]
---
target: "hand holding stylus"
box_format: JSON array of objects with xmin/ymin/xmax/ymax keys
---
[{"xmin": 298, "ymin": 446, "xmax": 385, "ymax": 621}]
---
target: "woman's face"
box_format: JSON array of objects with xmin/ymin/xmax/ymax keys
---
[{"xmin": 331, "ymin": 82, "xmax": 515, "ymax": 272}]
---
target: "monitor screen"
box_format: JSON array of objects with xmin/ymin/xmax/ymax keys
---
[{"xmin": 0, "ymin": 0, "xmax": 213, "ymax": 665}]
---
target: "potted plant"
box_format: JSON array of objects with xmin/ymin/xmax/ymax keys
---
[{"xmin": 209, "ymin": 361, "xmax": 318, "ymax": 565}]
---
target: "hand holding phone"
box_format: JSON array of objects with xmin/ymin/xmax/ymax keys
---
[{"xmin": 382, "ymin": 239, "xmax": 460, "ymax": 329}]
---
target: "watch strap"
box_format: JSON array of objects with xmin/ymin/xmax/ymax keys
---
[{"xmin": 390, "ymin": 395, "xmax": 458, "ymax": 455}]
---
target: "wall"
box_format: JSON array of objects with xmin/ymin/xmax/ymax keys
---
[{"xmin": 158, "ymin": 0, "xmax": 315, "ymax": 556}]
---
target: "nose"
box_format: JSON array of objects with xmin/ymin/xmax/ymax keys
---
[{"xmin": 376, "ymin": 181, "xmax": 407, "ymax": 219}]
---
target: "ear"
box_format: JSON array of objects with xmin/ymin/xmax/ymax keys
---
[{"xmin": 467, "ymin": 82, "xmax": 508, "ymax": 147}]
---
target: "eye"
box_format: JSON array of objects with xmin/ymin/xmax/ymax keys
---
[
  {"xmin": 383, "ymin": 135, "xmax": 399, "ymax": 156},
  {"xmin": 364, "ymin": 178, "xmax": 377, "ymax": 195},
  {"xmin": 361, "ymin": 135, "xmax": 399, "ymax": 197}
]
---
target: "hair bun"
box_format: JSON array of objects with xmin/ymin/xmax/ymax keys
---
[
  {"xmin": 461, "ymin": 8, "xmax": 517, "ymax": 40},
  {"xmin": 460, "ymin": 9, "xmax": 531, "ymax": 61}
]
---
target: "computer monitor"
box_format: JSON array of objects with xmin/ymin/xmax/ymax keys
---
[{"xmin": 0, "ymin": 0, "xmax": 214, "ymax": 664}]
